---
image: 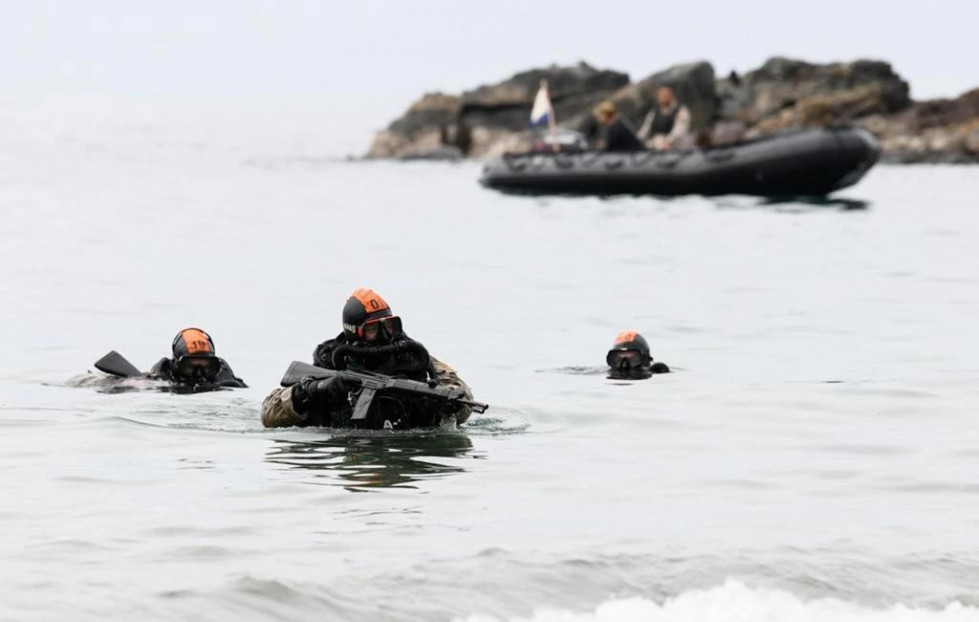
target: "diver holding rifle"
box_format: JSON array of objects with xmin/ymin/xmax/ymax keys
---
[
  {"xmin": 262, "ymin": 288, "xmax": 485, "ymax": 429},
  {"xmin": 278, "ymin": 361, "xmax": 488, "ymax": 429}
]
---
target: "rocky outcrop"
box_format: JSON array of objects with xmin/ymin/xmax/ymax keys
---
[
  {"xmin": 368, "ymin": 57, "xmax": 979, "ymax": 163},
  {"xmin": 718, "ymin": 58, "xmax": 910, "ymax": 126},
  {"xmin": 709, "ymin": 58, "xmax": 979, "ymax": 162},
  {"xmin": 708, "ymin": 58, "xmax": 911, "ymax": 146},
  {"xmin": 858, "ymin": 88, "xmax": 979, "ymax": 162},
  {"xmin": 368, "ymin": 63, "xmax": 628, "ymax": 159},
  {"xmin": 368, "ymin": 93, "xmax": 463, "ymax": 160},
  {"xmin": 459, "ymin": 64, "xmax": 630, "ymax": 158}
]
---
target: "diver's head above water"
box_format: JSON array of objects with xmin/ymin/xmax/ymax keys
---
[
  {"xmin": 342, "ymin": 288, "xmax": 404, "ymax": 345},
  {"xmin": 606, "ymin": 330, "xmax": 669, "ymax": 379},
  {"xmin": 607, "ymin": 330, "xmax": 652, "ymax": 371},
  {"xmin": 171, "ymin": 327, "xmax": 221, "ymax": 382}
]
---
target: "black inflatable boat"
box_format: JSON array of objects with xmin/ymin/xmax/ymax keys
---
[{"xmin": 479, "ymin": 127, "xmax": 879, "ymax": 197}]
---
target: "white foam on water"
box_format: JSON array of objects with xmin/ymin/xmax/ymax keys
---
[{"xmin": 460, "ymin": 580, "xmax": 979, "ymax": 622}]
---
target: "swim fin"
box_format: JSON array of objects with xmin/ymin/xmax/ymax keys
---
[{"xmin": 94, "ymin": 350, "xmax": 143, "ymax": 377}]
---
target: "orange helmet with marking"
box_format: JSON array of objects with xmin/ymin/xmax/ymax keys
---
[
  {"xmin": 342, "ymin": 288, "xmax": 402, "ymax": 343},
  {"xmin": 172, "ymin": 327, "xmax": 215, "ymax": 358},
  {"xmin": 171, "ymin": 327, "xmax": 221, "ymax": 380}
]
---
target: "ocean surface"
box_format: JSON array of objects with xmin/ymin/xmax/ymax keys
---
[{"xmin": 1, "ymin": 104, "xmax": 979, "ymax": 621}]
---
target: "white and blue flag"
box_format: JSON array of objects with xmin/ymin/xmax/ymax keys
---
[{"xmin": 529, "ymin": 79, "xmax": 555, "ymax": 128}]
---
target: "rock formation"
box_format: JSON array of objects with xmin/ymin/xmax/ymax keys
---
[
  {"xmin": 368, "ymin": 57, "xmax": 979, "ymax": 163},
  {"xmin": 368, "ymin": 62, "xmax": 628, "ymax": 160},
  {"xmin": 859, "ymin": 88, "xmax": 979, "ymax": 162}
]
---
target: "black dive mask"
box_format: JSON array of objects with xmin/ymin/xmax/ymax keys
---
[
  {"xmin": 357, "ymin": 316, "xmax": 403, "ymax": 344},
  {"xmin": 606, "ymin": 349, "xmax": 648, "ymax": 371},
  {"xmin": 174, "ymin": 355, "xmax": 221, "ymax": 382}
]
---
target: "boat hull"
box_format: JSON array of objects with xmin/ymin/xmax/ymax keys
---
[{"xmin": 480, "ymin": 128, "xmax": 880, "ymax": 197}]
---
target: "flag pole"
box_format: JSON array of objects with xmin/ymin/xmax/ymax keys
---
[{"xmin": 542, "ymin": 79, "xmax": 560, "ymax": 153}]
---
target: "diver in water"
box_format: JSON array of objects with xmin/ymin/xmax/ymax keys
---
[
  {"xmin": 81, "ymin": 327, "xmax": 246, "ymax": 392},
  {"xmin": 261, "ymin": 288, "xmax": 475, "ymax": 429},
  {"xmin": 146, "ymin": 327, "xmax": 247, "ymax": 388},
  {"xmin": 606, "ymin": 330, "xmax": 670, "ymax": 380}
]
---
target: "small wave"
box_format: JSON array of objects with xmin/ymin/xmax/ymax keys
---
[
  {"xmin": 60, "ymin": 372, "xmax": 170, "ymax": 392},
  {"xmin": 539, "ymin": 366, "xmax": 607, "ymax": 376},
  {"xmin": 76, "ymin": 413, "xmax": 269, "ymax": 437},
  {"xmin": 463, "ymin": 408, "xmax": 530, "ymax": 435},
  {"xmin": 87, "ymin": 408, "xmax": 526, "ymax": 437},
  {"xmin": 459, "ymin": 580, "xmax": 979, "ymax": 622}
]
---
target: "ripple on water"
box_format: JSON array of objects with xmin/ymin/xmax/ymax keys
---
[{"xmin": 137, "ymin": 549, "xmax": 979, "ymax": 621}]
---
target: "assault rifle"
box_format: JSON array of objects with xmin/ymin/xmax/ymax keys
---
[{"xmin": 280, "ymin": 361, "xmax": 489, "ymax": 421}]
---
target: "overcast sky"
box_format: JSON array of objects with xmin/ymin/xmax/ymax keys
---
[{"xmin": 2, "ymin": 1, "xmax": 976, "ymax": 149}]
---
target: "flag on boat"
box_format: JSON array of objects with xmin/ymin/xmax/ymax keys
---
[{"xmin": 529, "ymin": 79, "xmax": 556, "ymax": 128}]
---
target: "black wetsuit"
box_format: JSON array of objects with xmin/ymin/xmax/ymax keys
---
[
  {"xmin": 147, "ymin": 357, "xmax": 247, "ymax": 389},
  {"xmin": 313, "ymin": 332, "xmax": 434, "ymax": 381},
  {"xmin": 304, "ymin": 333, "xmax": 446, "ymax": 429}
]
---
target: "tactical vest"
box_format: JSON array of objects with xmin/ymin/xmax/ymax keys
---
[{"xmin": 650, "ymin": 104, "xmax": 681, "ymax": 135}]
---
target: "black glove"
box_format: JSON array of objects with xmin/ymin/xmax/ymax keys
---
[
  {"xmin": 651, "ymin": 362, "xmax": 670, "ymax": 374},
  {"xmin": 291, "ymin": 375, "xmax": 349, "ymax": 414}
]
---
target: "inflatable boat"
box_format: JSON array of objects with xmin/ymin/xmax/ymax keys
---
[{"xmin": 479, "ymin": 127, "xmax": 879, "ymax": 197}]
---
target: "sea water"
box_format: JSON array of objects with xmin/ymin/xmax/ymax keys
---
[{"xmin": 1, "ymin": 101, "xmax": 978, "ymax": 621}]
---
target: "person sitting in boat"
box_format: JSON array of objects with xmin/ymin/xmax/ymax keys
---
[
  {"xmin": 637, "ymin": 86, "xmax": 692, "ymax": 151},
  {"xmin": 261, "ymin": 288, "xmax": 474, "ymax": 428},
  {"xmin": 147, "ymin": 327, "xmax": 247, "ymax": 388},
  {"xmin": 593, "ymin": 101, "xmax": 644, "ymax": 152},
  {"xmin": 606, "ymin": 330, "xmax": 670, "ymax": 380}
]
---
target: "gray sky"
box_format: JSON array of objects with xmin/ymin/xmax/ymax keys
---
[{"xmin": 2, "ymin": 1, "xmax": 977, "ymax": 150}]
